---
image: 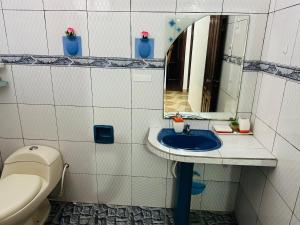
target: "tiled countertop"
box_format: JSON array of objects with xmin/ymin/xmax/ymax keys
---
[{"xmin": 147, "ymin": 127, "xmax": 277, "ymax": 167}]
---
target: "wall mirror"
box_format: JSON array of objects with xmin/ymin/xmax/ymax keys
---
[{"xmin": 164, "ymin": 15, "xmax": 249, "ymax": 120}]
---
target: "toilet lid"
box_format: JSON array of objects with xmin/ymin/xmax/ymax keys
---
[{"xmin": 0, "ymin": 174, "xmax": 42, "ymax": 221}]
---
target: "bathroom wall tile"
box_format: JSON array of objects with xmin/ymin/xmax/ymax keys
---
[
  {"xmin": 251, "ymin": 72, "xmax": 262, "ymax": 116},
  {"xmin": 235, "ymin": 189, "xmax": 258, "ymax": 225},
  {"xmin": 43, "ymin": 0, "xmax": 86, "ymax": 10},
  {"xmin": 0, "ymin": 104, "xmax": 22, "ymax": 138},
  {"xmin": 132, "ymin": 144, "xmax": 168, "ymax": 178},
  {"xmin": 96, "ymin": 143, "xmax": 131, "ymax": 176},
  {"xmin": 267, "ymin": 135, "xmax": 300, "ymax": 210},
  {"xmin": 256, "ymin": 73, "xmax": 286, "ymax": 130},
  {"xmin": 91, "ymin": 68, "xmax": 131, "ymax": 108},
  {"xmin": 19, "ymin": 104, "xmax": 58, "ymax": 140},
  {"xmin": 1, "ymin": 0, "xmax": 43, "ymax": 10},
  {"xmin": 240, "ymin": 167, "xmax": 266, "ymax": 214},
  {"xmin": 294, "ymin": 195, "xmax": 300, "ymax": 221},
  {"xmin": 131, "ymin": 13, "xmax": 174, "ymax": 58},
  {"xmin": 176, "ymin": 0, "xmax": 223, "ymax": 12},
  {"xmin": 265, "ymin": 5, "xmax": 300, "ymax": 65},
  {"xmin": 88, "ymin": 12, "xmax": 130, "ymax": 57},
  {"xmin": 201, "ymin": 181, "xmax": 238, "ymax": 211},
  {"xmin": 231, "ymin": 19, "xmax": 249, "ymax": 58},
  {"xmin": 223, "ymin": 0, "xmax": 270, "ymax": 13},
  {"xmin": 253, "ymin": 117, "xmax": 276, "ymax": 152},
  {"xmin": 87, "ymin": 0, "xmax": 130, "ymax": 11},
  {"xmin": 52, "ymin": 67, "xmax": 92, "ymax": 106},
  {"xmin": 261, "ymin": 13, "xmax": 274, "ymax": 62},
  {"xmin": 60, "ymin": 141, "xmax": 96, "ymax": 174},
  {"xmin": 94, "ymin": 107, "xmax": 131, "ymax": 143},
  {"xmin": 183, "ymin": 120, "xmax": 209, "ymax": 130},
  {"xmin": 291, "ymin": 216, "xmax": 300, "ymax": 225},
  {"xmin": 97, "ymin": 175, "xmax": 131, "ymax": 206},
  {"xmin": 45, "ymin": 11, "xmax": 89, "ymax": 56},
  {"xmin": 238, "ymin": 72, "xmax": 257, "ymax": 113},
  {"xmin": 269, "ymin": 0, "xmax": 277, "ymax": 12},
  {"xmin": 132, "ymin": 69, "xmax": 164, "ymax": 109},
  {"xmin": 132, "ymin": 0, "xmax": 176, "ymax": 12},
  {"xmin": 275, "ymin": 0, "xmax": 300, "ymax": 11},
  {"xmin": 259, "ymin": 180, "xmax": 292, "ymax": 225},
  {"xmin": 132, "ymin": 177, "xmax": 166, "ymax": 207},
  {"xmin": 0, "ymin": 13, "xmax": 8, "ymax": 54},
  {"xmin": 24, "ymin": 139, "xmax": 59, "ymax": 150},
  {"xmin": 0, "ymin": 138, "xmax": 24, "ymax": 162},
  {"xmin": 204, "ymin": 165, "xmax": 241, "ymax": 182},
  {"xmin": 0, "ymin": 66, "xmax": 16, "ymax": 103},
  {"xmin": 277, "ymin": 81, "xmax": 300, "ymax": 150},
  {"xmin": 56, "ymin": 106, "xmax": 93, "ymax": 142},
  {"xmin": 4, "ymin": 11, "xmax": 48, "ymax": 54},
  {"xmin": 166, "ymin": 179, "xmax": 176, "ymax": 208},
  {"xmin": 63, "ymin": 173, "xmax": 98, "ymax": 204},
  {"xmin": 190, "ymin": 193, "xmax": 202, "ymax": 210},
  {"xmin": 291, "ymin": 18, "xmax": 300, "ymax": 67},
  {"xmin": 132, "ymin": 109, "xmax": 168, "ymax": 144},
  {"xmin": 13, "ymin": 66, "xmax": 53, "ymax": 104}
]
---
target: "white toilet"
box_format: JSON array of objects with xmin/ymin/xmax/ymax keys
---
[{"xmin": 0, "ymin": 145, "xmax": 63, "ymax": 225}]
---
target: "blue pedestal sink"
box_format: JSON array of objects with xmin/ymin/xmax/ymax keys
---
[{"xmin": 157, "ymin": 128, "xmax": 222, "ymax": 225}]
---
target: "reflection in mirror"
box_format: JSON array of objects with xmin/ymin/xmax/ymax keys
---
[{"xmin": 164, "ymin": 15, "xmax": 249, "ymax": 120}]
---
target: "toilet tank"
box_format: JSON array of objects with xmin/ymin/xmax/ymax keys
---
[{"xmin": 1, "ymin": 145, "xmax": 63, "ymax": 190}]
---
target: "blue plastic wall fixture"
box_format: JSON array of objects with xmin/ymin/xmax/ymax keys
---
[
  {"xmin": 94, "ymin": 125, "xmax": 114, "ymax": 144},
  {"xmin": 191, "ymin": 171, "xmax": 206, "ymax": 195},
  {"xmin": 135, "ymin": 38, "xmax": 154, "ymax": 59},
  {"xmin": 63, "ymin": 36, "xmax": 82, "ymax": 56}
]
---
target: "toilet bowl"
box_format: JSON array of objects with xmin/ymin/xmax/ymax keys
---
[{"xmin": 0, "ymin": 145, "xmax": 63, "ymax": 225}]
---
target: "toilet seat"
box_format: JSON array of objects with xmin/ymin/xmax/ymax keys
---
[{"xmin": 0, "ymin": 174, "xmax": 42, "ymax": 221}]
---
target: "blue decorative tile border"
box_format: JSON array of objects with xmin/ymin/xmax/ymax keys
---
[
  {"xmin": 223, "ymin": 54, "xmax": 244, "ymax": 66},
  {"xmin": 0, "ymin": 54, "xmax": 165, "ymax": 69}
]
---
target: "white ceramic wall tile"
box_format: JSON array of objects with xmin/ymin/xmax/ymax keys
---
[
  {"xmin": 132, "ymin": 109, "xmax": 168, "ymax": 144},
  {"xmin": 132, "ymin": 144, "xmax": 168, "ymax": 178},
  {"xmin": 238, "ymin": 73, "xmax": 257, "ymax": 113},
  {"xmin": 0, "ymin": 104, "xmax": 22, "ymax": 138},
  {"xmin": 294, "ymin": 195, "xmax": 300, "ymax": 221},
  {"xmin": 267, "ymin": 135, "xmax": 300, "ymax": 210},
  {"xmin": 166, "ymin": 179, "xmax": 176, "ymax": 208},
  {"xmin": 24, "ymin": 139, "xmax": 59, "ymax": 150},
  {"xmin": 231, "ymin": 19, "xmax": 249, "ymax": 58},
  {"xmin": 176, "ymin": 0, "xmax": 223, "ymax": 12},
  {"xmin": 291, "ymin": 23, "xmax": 300, "ymax": 67},
  {"xmin": 201, "ymin": 181, "xmax": 238, "ymax": 211},
  {"xmin": 91, "ymin": 68, "xmax": 131, "ymax": 108},
  {"xmin": 261, "ymin": 13, "xmax": 274, "ymax": 62},
  {"xmin": 1, "ymin": 0, "xmax": 43, "ymax": 10},
  {"xmin": 4, "ymin": 11, "xmax": 48, "ymax": 54},
  {"xmin": 235, "ymin": 189, "xmax": 258, "ymax": 225},
  {"xmin": 94, "ymin": 107, "xmax": 131, "ymax": 143},
  {"xmin": 240, "ymin": 167, "xmax": 266, "ymax": 214},
  {"xmin": 204, "ymin": 165, "xmax": 241, "ymax": 182},
  {"xmin": 256, "ymin": 73, "xmax": 286, "ymax": 130},
  {"xmin": 183, "ymin": 120, "xmax": 209, "ymax": 130},
  {"xmin": 131, "ymin": 13, "xmax": 174, "ymax": 58},
  {"xmin": 291, "ymin": 216, "xmax": 300, "ymax": 225},
  {"xmin": 259, "ymin": 180, "xmax": 292, "ymax": 225},
  {"xmin": 52, "ymin": 67, "xmax": 92, "ymax": 106},
  {"xmin": 19, "ymin": 104, "xmax": 57, "ymax": 140},
  {"xmin": 45, "ymin": 11, "xmax": 89, "ymax": 56},
  {"xmin": 0, "ymin": 13, "xmax": 8, "ymax": 54},
  {"xmin": 43, "ymin": 0, "xmax": 86, "ymax": 10},
  {"xmin": 277, "ymin": 81, "xmax": 300, "ymax": 150},
  {"xmin": 60, "ymin": 141, "xmax": 96, "ymax": 174},
  {"xmin": 251, "ymin": 72, "xmax": 262, "ymax": 116},
  {"xmin": 132, "ymin": 177, "xmax": 166, "ymax": 207},
  {"xmin": 265, "ymin": 5, "xmax": 300, "ymax": 65},
  {"xmin": 88, "ymin": 12, "xmax": 130, "ymax": 57},
  {"xmin": 132, "ymin": 0, "xmax": 176, "ymax": 12},
  {"xmin": 56, "ymin": 106, "xmax": 93, "ymax": 141},
  {"xmin": 0, "ymin": 66, "xmax": 16, "ymax": 103},
  {"xmin": 63, "ymin": 173, "xmax": 98, "ymax": 203},
  {"xmin": 275, "ymin": 0, "xmax": 300, "ymax": 11},
  {"xmin": 97, "ymin": 175, "xmax": 131, "ymax": 206},
  {"xmin": 0, "ymin": 138, "xmax": 24, "ymax": 162},
  {"xmin": 13, "ymin": 66, "xmax": 53, "ymax": 104},
  {"xmin": 223, "ymin": 0, "xmax": 270, "ymax": 13},
  {"xmin": 96, "ymin": 143, "xmax": 131, "ymax": 176},
  {"xmin": 253, "ymin": 117, "xmax": 276, "ymax": 152},
  {"xmin": 132, "ymin": 69, "xmax": 164, "ymax": 109},
  {"xmin": 87, "ymin": 0, "xmax": 130, "ymax": 11}
]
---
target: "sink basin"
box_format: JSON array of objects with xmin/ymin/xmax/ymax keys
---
[{"xmin": 157, "ymin": 128, "xmax": 222, "ymax": 151}]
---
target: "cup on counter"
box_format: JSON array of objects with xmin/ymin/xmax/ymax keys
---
[{"xmin": 238, "ymin": 118, "xmax": 251, "ymax": 133}]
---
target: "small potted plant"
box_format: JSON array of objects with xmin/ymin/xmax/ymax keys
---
[
  {"xmin": 63, "ymin": 27, "xmax": 79, "ymax": 56},
  {"xmin": 138, "ymin": 31, "xmax": 151, "ymax": 58},
  {"xmin": 230, "ymin": 120, "xmax": 239, "ymax": 132}
]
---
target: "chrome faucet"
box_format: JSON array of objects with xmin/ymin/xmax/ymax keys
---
[{"xmin": 183, "ymin": 123, "xmax": 191, "ymax": 134}]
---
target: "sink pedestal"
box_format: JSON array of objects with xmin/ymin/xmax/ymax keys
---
[{"xmin": 174, "ymin": 162, "xmax": 194, "ymax": 225}]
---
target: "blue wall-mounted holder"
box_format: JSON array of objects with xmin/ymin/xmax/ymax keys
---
[
  {"xmin": 135, "ymin": 38, "xmax": 154, "ymax": 59},
  {"xmin": 63, "ymin": 36, "xmax": 82, "ymax": 57},
  {"xmin": 94, "ymin": 125, "xmax": 114, "ymax": 144}
]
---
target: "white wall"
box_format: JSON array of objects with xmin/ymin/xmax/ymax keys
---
[{"xmin": 188, "ymin": 16, "xmax": 210, "ymax": 112}]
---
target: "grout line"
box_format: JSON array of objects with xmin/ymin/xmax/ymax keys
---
[
  {"xmin": 269, "ymin": 2, "xmax": 300, "ymax": 13},
  {"xmin": 41, "ymin": 0, "xmax": 50, "ymax": 55}
]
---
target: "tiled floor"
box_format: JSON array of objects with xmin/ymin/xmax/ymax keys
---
[
  {"xmin": 164, "ymin": 91, "xmax": 192, "ymax": 112},
  {"xmin": 46, "ymin": 201, "xmax": 238, "ymax": 225}
]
